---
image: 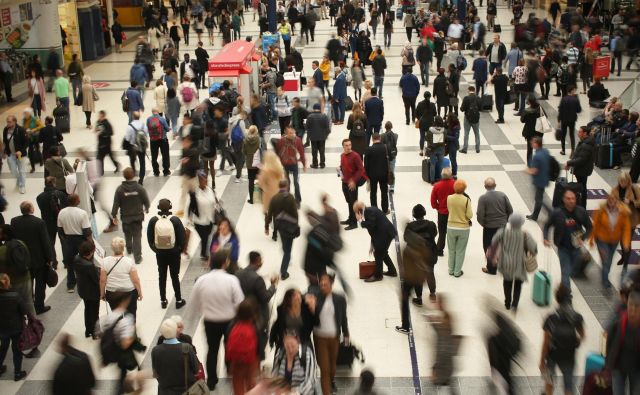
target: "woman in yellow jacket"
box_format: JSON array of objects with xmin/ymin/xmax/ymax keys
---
[
  {"xmin": 319, "ymin": 55, "xmax": 331, "ymax": 95},
  {"xmin": 446, "ymin": 179, "xmax": 473, "ymax": 277},
  {"xmin": 589, "ymin": 195, "xmax": 631, "ymax": 292},
  {"xmin": 610, "ymin": 172, "xmax": 640, "ymax": 267}
]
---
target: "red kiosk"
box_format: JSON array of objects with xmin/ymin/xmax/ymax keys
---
[{"xmin": 208, "ymin": 40, "xmax": 261, "ymax": 99}]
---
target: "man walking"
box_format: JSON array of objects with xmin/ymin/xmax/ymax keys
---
[
  {"xmin": 3, "ymin": 115, "xmax": 28, "ymax": 194},
  {"xmin": 460, "ymin": 86, "xmax": 482, "ymax": 153},
  {"xmin": 37, "ymin": 177, "xmax": 67, "ymax": 268},
  {"xmin": 416, "ymin": 37, "xmax": 433, "ymax": 86},
  {"xmin": 276, "ymin": 126, "xmax": 306, "ymax": 204},
  {"xmin": 565, "ymin": 127, "xmax": 595, "ymax": 208},
  {"xmin": 124, "ymin": 111, "xmax": 148, "ymax": 184},
  {"xmin": 416, "ymin": 91, "xmax": 437, "ymax": 154},
  {"xmin": 111, "ymin": 167, "xmax": 150, "ymax": 265},
  {"xmin": 371, "ymin": 48, "xmax": 387, "ymax": 98},
  {"xmin": 490, "ymin": 67, "xmax": 509, "ymax": 123},
  {"xmin": 53, "ymin": 69, "xmax": 71, "ymax": 113},
  {"xmin": 543, "ymin": 190, "xmax": 592, "ymax": 293},
  {"xmin": 265, "ymin": 180, "xmax": 299, "ymax": 280},
  {"xmin": 340, "ymin": 139, "xmax": 366, "ymax": 231},
  {"xmin": 364, "ymin": 133, "xmax": 390, "ymax": 214},
  {"xmin": 527, "ymin": 137, "xmax": 552, "ymax": 221},
  {"xmin": 11, "ymin": 201, "xmax": 53, "ymax": 314},
  {"xmin": 355, "ymin": 201, "xmax": 398, "ymax": 282},
  {"xmin": 477, "ymin": 177, "xmax": 513, "ymax": 275},
  {"xmin": 431, "ymin": 168, "xmax": 456, "ymax": 256},
  {"xmin": 57, "ymin": 194, "xmax": 92, "ymax": 292},
  {"xmin": 146, "ymin": 108, "xmax": 172, "ymax": 176},
  {"xmin": 147, "ymin": 198, "xmax": 186, "ymax": 309},
  {"xmin": 364, "ymin": 88, "xmax": 384, "ymax": 144},
  {"xmin": 190, "ymin": 250, "xmax": 244, "ymax": 391},
  {"xmin": 557, "ymin": 86, "xmax": 582, "ymax": 156},
  {"xmin": 194, "ymin": 42, "xmax": 209, "ymax": 89},
  {"xmin": 46, "ymin": 48, "xmax": 60, "ymax": 92},
  {"xmin": 306, "ymin": 103, "xmax": 331, "ymax": 169},
  {"xmin": 125, "ymin": 81, "xmax": 145, "ymax": 122},
  {"xmin": 400, "ymin": 68, "xmax": 421, "ymax": 125}
]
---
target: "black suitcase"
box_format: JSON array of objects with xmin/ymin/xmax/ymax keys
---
[
  {"xmin": 345, "ymin": 96, "xmax": 354, "ymax": 111},
  {"xmin": 594, "ymin": 127, "xmax": 614, "ymax": 169},
  {"xmin": 422, "ymin": 156, "xmax": 433, "ymax": 183},
  {"xmin": 481, "ymin": 94, "xmax": 493, "ymax": 111},
  {"xmin": 494, "ymin": 24, "xmax": 502, "ymax": 33},
  {"xmin": 552, "ymin": 173, "xmax": 583, "ymax": 208},
  {"xmin": 53, "ymin": 105, "xmax": 70, "ymax": 133}
]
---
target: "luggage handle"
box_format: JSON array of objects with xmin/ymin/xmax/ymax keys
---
[{"xmin": 564, "ymin": 169, "xmax": 575, "ymax": 183}]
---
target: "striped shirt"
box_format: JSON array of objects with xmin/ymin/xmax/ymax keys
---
[
  {"xmin": 565, "ymin": 47, "xmax": 579, "ymax": 65},
  {"xmin": 272, "ymin": 345, "xmax": 317, "ymax": 394}
]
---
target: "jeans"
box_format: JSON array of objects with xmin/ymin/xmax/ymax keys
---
[
  {"xmin": 496, "ymin": 96, "xmax": 505, "ymax": 121},
  {"xmin": 284, "ymin": 164, "xmax": 301, "ymax": 203},
  {"xmin": 429, "ymin": 146, "xmax": 445, "ymax": 182},
  {"xmin": 612, "ymin": 369, "xmax": 640, "ymax": 395},
  {"xmin": 203, "ymin": 320, "xmax": 230, "ymax": 389},
  {"xmin": 71, "ymin": 78, "xmax": 82, "ymax": 103},
  {"xmin": 122, "ymin": 221, "xmax": 143, "ymax": 263},
  {"xmin": 195, "ymin": 223, "xmax": 213, "ymax": 258},
  {"xmin": 168, "ymin": 115, "xmax": 179, "ymax": 133},
  {"xmin": 516, "ymin": 91, "xmax": 527, "ymax": 113},
  {"xmin": 436, "ymin": 213, "xmax": 448, "ymax": 253},
  {"xmin": 82, "ymin": 298, "xmax": 99, "ymax": 336},
  {"xmin": 279, "ymin": 234, "xmax": 294, "ymax": 275},
  {"xmin": 610, "ymin": 50, "xmax": 622, "ymax": 76},
  {"xmin": 463, "ymin": 119, "xmax": 480, "ymax": 152},
  {"xmin": 489, "ymin": 62, "xmax": 501, "ymax": 75},
  {"xmin": 58, "ymin": 96, "xmax": 70, "ymax": 113},
  {"xmin": 62, "ymin": 235, "xmax": 85, "ymax": 289},
  {"xmin": 419, "ymin": 62, "xmax": 430, "ymax": 85},
  {"xmin": 384, "ymin": 30, "xmax": 391, "ymax": 47},
  {"xmin": 342, "ymin": 182, "xmax": 359, "ymax": 224},
  {"xmin": 32, "ymin": 94, "xmax": 42, "ymax": 117},
  {"xmin": 374, "ymin": 76, "xmax": 384, "ymax": 98},
  {"xmin": 0, "ymin": 332, "xmax": 22, "ymax": 374},
  {"xmin": 369, "ymin": 177, "xmax": 389, "ymax": 212},
  {"xmin": 311, "ymin": 140, "xmax": 326, "ymax": 166},
  {"xmin": 266, "ymin": 92, "xmax": 277, "ymax": 120},
  {"xmin": 7, "ymin": 155, "xmax": 26, "ymax": 189},
  {"xmin": 545, "ymin": 357, "xmax": 575, "ymax": 392},
  {"xmin": 403, "ymin": 96, "xmax": 417, "ymax": 124},
  {"xmin": 596, "ymin": 240, "xmax": 618, "ymax": 289},
  {"xmin": 98, "ymin": 146, "xmax": 121, "ymax": 174},
  {"xmin": 332, "ymin": 99, "xmax": 346, "ymax": 122},
  {"xmin": 503, "ymin": 279, "xmax": 523, "ymax": 308},
  {"xmin": 531, "ymin": 186, "xmax": 551, "ymax": 219},
  {"xmin": 447, "ymin": 227, "xmax": 469, "ymax": 276},
  {"xmin": 150, "ymin": 139, "xmax": 170, "ymax": 175},
  {"xmin": 483, "ymin": 227, "xmax": 499, "ymax": 274},
  {"xmin": 557, "ymin": 246, "xmax": 580, "ymax": 292}
]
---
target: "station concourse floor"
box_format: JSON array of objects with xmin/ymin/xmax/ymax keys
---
[{"xmin": 0, "ymin": 5, "xmax": 636, "ymax": 395}]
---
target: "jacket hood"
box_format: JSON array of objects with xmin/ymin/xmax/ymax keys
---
[
  {"xmin": 120, "ymin": 180, "xmax": 141, "ymax": 191},
  {"xmin": 430, "ymin": 126, "xmax": 445, "ymax": 134},
  {"xmin": 245, "ymin": 134, "xmax": 260, "ymax": 148},
  {"xmin": 406, "ymin": 219, "xmax": 434, "ymax": 235}
]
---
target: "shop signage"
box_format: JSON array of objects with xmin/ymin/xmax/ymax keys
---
[
  {"xmin": 1, "ymin": 9, "xmax": 10, "ymax": 26},
  {"xmin": 210, "ymin": 62, "xmax": 242, "ymax": 70}
]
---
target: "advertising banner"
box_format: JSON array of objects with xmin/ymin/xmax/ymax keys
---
[{"xmin": 0, "ymin": 0, "xmax": 61, "ymax": 50}]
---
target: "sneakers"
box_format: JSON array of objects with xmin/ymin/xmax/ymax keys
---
[
  {"xmin": 234, "ymin": 177, "xmax": 241, "ymax": 183},
  {"xmin": 14, "ymin": 370, "xmax": 27, "ymax": 381},
  {"xmin": 395, "ymin": 326, "xmax": 410, "ymax": 335},
  {"xmin": 19, "ymin": 186, "xmax": 25, "ymax": 194}
]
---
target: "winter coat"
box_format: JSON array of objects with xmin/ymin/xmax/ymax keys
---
[
  {"xmin": 589, "ymin": 202, "xmax": 631, "ymax": 249},
  {"xmin": 520, "ymin": 106, "xmax": 541, "ymax": 139},
  {"xmin": 81, "ymin": 83, "xmax": 97, "ymax": 113},
  {"xmin": 242, "ymin": 134, "xmax": 261, "ymax": 170},
  {"xmin": 493, "ymin": 226, "xmax": 537, "ymax": 281},
  {"xmin": 44, "ymin": 156, "xmax": 74, "ymax": 191},
  {"xmin": 258, "ymin": 162, "xmax": 285, "ymax": 214},
  {"xmin": 567, "ymin": 135, "xmax": 595, "ymax": 178},
  {"xmin": 611, "ymin": 183, "xmax": 640, "ymax": 228}
]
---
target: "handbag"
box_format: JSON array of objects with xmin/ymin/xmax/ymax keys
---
[
  {"xmin": 93, "ymin": 89, "xmax": 99, "ymax": 102},
  {"xmin": 535, "ymin": 108, "xmax": 553, "ymax": 134},
  {"xmin": 300, "ymin": 70, "xmax": 307, "ymax": 85},
  {"xmin": 554, "ymin": 127, "xmax": 563, "ymax": 141},
  {"xmin": 181, "ymin": 343, "xmax": 208, "ymax": 395},
  {"xmin": 18, "ymin": 316, "xmax": 44, "ymax": 351},
  {"xmin": 46, "ymin": 264, "xmax": 58, "ymax": 287},
  {"xmin": 523, "ymin": 233, "xmax": 538, "ymax": 273},
  {"xmin": 275, "ymin": 212, "xmax": 301, "ymax": 239}
]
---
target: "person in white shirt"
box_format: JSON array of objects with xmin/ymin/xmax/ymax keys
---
[
  {"xmin": 190, "ymin": 172, "xmax": 215, "ymax": 260},
  {"xmin": 305, "ymin": 78, "xmax": 325, "ymax": 113},
  {"xmin": 57, "ymin": 194, "xmax": 92, "ymax": 292},
  {"xmin": 189, "ymin": 250, "xmax": 244, "ymax": 391},
  {"xmin": 99, "ymin": 237, "xmax": 143, "ymax": 319},
  {"xmin": 447, "ymin": 19, "xmax": 464, "ymax": 45},
  {"xmin": 124, "ymin": 111, "xmax": 149, "ymax": 184},
  {"xmin": 177, "ymin": 75, "xmax": 198, "ymax": 116}
]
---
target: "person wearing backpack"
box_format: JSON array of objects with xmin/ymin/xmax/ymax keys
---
[
  {"xmin": 459, "ymin": 86, "xmax": 482, "ymax": 153},
  {"xmin": 111, "ymin": 167, "xmax": 151, "ymax": 265},
  {"xmin": 147, "ymin": 199, "xmax": 187, "ymax": 310},
  {"xmin": 226, "ymin": 299, "xmax": 259, "ymax": 394},
  {"xmin": 36, "ymin": 177, "xmax": 67, "ymax": 267},
  {"xmin": 146, "ymin": 109, "xmax": 171, "ymax": 177},
  {"xmin": 123, "ymin": 111, "xmax": 149, "ymax": 184},
  {"xmin": 177, "ymin": 75, "xmax": 198, "ymax": 116},
  {"xmin": 526, "ymin": 137, "xmax": 553, "ymax": 222},
  {"xmin": 265, "ymin": 179, "xmax": 299, "ymax": 280},
  {"xmin": 539, "ymin": 284, "xmax": 585, "ymax": 395},
  {"xmin": 276, "ymin": 126, "xmax": 307, "ymax": 204},
  {"xmin": 0, "ymin": 273, "xmax": 29, "ymax": 381}
]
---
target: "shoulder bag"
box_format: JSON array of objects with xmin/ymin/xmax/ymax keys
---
[
  {"xmin": 523, "ymin": 232, "xmax": 538, "ymax": 273},
  {"xmin": 18, "ymin": 316, "xmax": 44, "ymax": 351},
  {"xmin": 181, "ymin": 343, "xmax": 208, "ymax": 395}
]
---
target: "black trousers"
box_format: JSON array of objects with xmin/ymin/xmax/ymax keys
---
[
  {"xmin": 106, "ymin": 289, "xmax": 138, "ymax": 319},
  {"xmin": 369, "ymin": 177, "xmax": 389, "ymax": 213},
  {"xmin": 503, "ymin": 279, "xmax": 523, "ymax": 308},
  {"xmin": 483, "ymin": 227, "xmax": 499, "ymax": 274},
  {"xmin": 342, "ymin": 183, "xmax": 359, "ymax": 224},
  {"xmin": 46, "ymin": 222, "xmax": 58, "ymax": 263},
  {"xmin": 576, "ymin": 174, "xmax": 588, "ymax": 208},
  {"xmin": 247, "ymin": 168, "xmax": 259, "ymax": 202},
  {"xmin": 157, "ymin": 252, "xmax": 182, "ymax": 301},
  {"xmin": 128, "ymin": 150, "xmax": 146, "ymax": 183},
  {"xmin": 204, "ymin": 320, "xmax": 230, "ymax": 389},
  {"xmin": 403, "ymin": 96, "xmax": 417, "ymax": 123},
  {"xmin": 194, "ymin": 223, "xmax": 213, "ymax": 258},
  {"xmin": 373, "ymin": 244, "xmax": 396, "ymax": 277},
  {"xmin": 436, "ymin": 213, "xmax": 448, "ymax": 254},
  {"xmin": 98, "ymin": 145, "xmax": 120, "ymax": 174},
  {"xmin": 150, "ymin": 139, "xmax": 170, "ymax": 175},
  {"xmin": 559, "ymin": 121, "xmax": 575, "ymax": 153},
  {"xmin": 311, "ymin": 140, "xmax": 326, "ymax": 166},
  {"xmin": 82, "ymin": 298, "xmax": 99, "ymax": 335},
  {"xmin": 496, "ymin": 97, "xmax": 505, "ymax": 121},
  {"xmin": 400, "ymin": 282, "xmax": 423, "ymax": 329},
  {"xmin": 31, "ymin": 268, "xmax": 47, "ymax": 311},
  {"xmin": 631, "ymin": 154, "xmax": 640, "ymax": 183}
]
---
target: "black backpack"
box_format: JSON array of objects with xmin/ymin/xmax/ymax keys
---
[
  {"xmin": 466, "ymin": 97, "xmax": 480, "ymax": 122},
  {"xmin": 383, "ymin": 132, "xmax": 398, "ymax": 160},
  {"xmin": 550, "ymin": 311, "xmax": 579, "ymax": 355},
  {"xmin": 50, "ymin": 192, "xmax": 64, "ymax": 216},
  {"xmin": 275, "ymin": 73, "xmax": 285, "ymax": 88},
  {"xmin": 7, "ymin": 240, "xmax": 30, "ymax": 274},
  {"xmin": 351, "ymin": 117, "xmax": 366, "ymax": 137},
  {"xmin": 100, "ymin": 315, "xmax": 125, "ymax": 366}
]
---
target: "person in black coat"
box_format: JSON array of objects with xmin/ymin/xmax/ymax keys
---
[
  {"xmin": 491, "ymin": 67, "xmax": 509, "ymax": 123},
  {"xmin": 0, "ymin": 273, "xmax": 28, "ymax": 381},
  {"xmin": 355, "ymin": 201, "xmax": 398, "ymax": 282},
  {"xmin": 10, "ymin": 201, "xmax": 52, "ymax": 315},
  {"xmin": 312, "ymin": 61, "xmax": 324, "ymax": 94},
  {"xmin": 520, "ymin": 97, "xmax": 542, "ymax": 165},
  {"xmin": 38, "ymin": 116, "xmax": 62, "ymax": 161},
  {"xmin": 566, "ymin": 127, "xmax": 595, "ymax": 208},
  {"xmin": 364, "ymin": 134, "xmax": 390, "ymax": 213},
  {"xmin": 52, "ymin": 334, "xmax": 96, "ymax": 395},
  {"xmin": 3, "ymin": 116, "xmax": 28, "ymax": 193},
  {"xmin": 147, "ymin": 199, "xmax": 187, "ymax": 310},
  {"xmin": 415, "ymin": 91, "xmax": 437, "ymax": 154},
  {"xmin": 74, "ymin": 241, "xmax": 100, "ymax": 338},
  {"xmin": 363, "ymin": 89, "xmax": 384, "ymax": 142},
  {"xmin": 557, "ymin": 86, "xmax": 582, "ymax": 155},
  {"xmin": 587, "ymin": 76, "xmax": 610, "ymax": 108},
  {"xmin": 36, "ymin": 177, "xmax": 67, "ymax": 268},
  {"xmin": 432, "ymin": 69, "xmax": 450, "ymax": 117}
]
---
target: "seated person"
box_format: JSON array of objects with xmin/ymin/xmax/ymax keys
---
[
  {"xmin": 604, "ymin": 97, "xmax": 619, "ymax": 118},
  {"xmin": 611, "ymin": 112, "xmax": 639, "ymax": 168},
  {"xmin": 588, "ymin": 76, "xmax": 610, "ymax": 108}
]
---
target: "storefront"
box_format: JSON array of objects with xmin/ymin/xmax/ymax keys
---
[
  {"xmin": 58, "ymin": 0, "xmax": 81, "ymax": 62},
  {"xmin": 113, "ymin": 0, "xmax": 144, "ymax": 27},
  {"xmin": 208, "ymin": 40, "xmax": 261, "ymax": 100}
]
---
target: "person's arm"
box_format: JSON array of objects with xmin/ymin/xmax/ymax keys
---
[
  {"xmin": 99, "ymin": 268, "xmax": 107, "ymax": 299},
  {"xmin": 141, "ymin": 188, "xmax": 150, "ymax": 212},
  {"xmin": 505, "ymin": 195, "xmax": 513, "ymax": 218},
  {"xmin": 147, "ymin": 217, "xmax": 157, "ymax": 252},
  {"xmin": 466, "ymin": 197, "xmax": 473, "ymax": 220},
  {"xmin": 111, "ymin": 189, "xmax": 121, "ymax": 221},
  {"xmin": 297, "ymin": 138, "xmax": 306, "ymax": 168},
  {"xmin": 430, "ymin": 187, "xmax": 438, "ymax": 209},
  {"xmin": 340, "ymin": 296, "xmax": 350, "ymax": 339},
  {"xmin": 539, "ymin": 330, "xmax": 551, "ymax": 373},
  {"xmin": 40, "ymin": 222, "xmax": 53, "ymax": 263},
  {"xmin": 129, "ymin": 268, "xmax": 143, "ymax": 300},
  {"xmin": 476, "ymin": 198, "xmax": 485, "ymax": 227}
]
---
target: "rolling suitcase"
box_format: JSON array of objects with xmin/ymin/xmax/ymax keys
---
[
  {"xmin": 532, "ymin": 270, "xmax": 551, "ymax": 306},
  {"xmin": 552, "ymin": 171, "xmax": 583, "ymax": 208},
  {"xmin": 396, "ymin": 7, "xmax": 403, "ymax": 20},
  {"xmin": 359, "ymin": 261, "xmax": 376, "ymax": 279},
  {"xmin": 480, "ymin": 94, "xmax": 493, "ymax": 111},
  {"xmin": 422, "ymin": 156, "xmax": 433, "ymax": 183},
  {"xmin": 585, "ymin": 353, "xmax": 606, "ymax": 376},
  {"xmin": 53, "ymin": 104, "xmax": 70, "ymax": 134},
  {"xmin": 595, "ymin": 127, "xmax": 614, "ymax": 169},
  {"xmin": 583, "ymin": 371, "xmax": 612, "ymax": 395}
]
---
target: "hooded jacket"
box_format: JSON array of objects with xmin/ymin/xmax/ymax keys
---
[
  {"xmin": 589, "ymin": 202, "xmax": 631, "ymax": 249},
  {"xmin": 567, "ymin": 135, "xmax": 595, "ymax": 178},
  {"xmin": 111, "ymin": 180, "xmax": 150, "ymax": 223},
  {"xmin": 427, "ymin": 126, "xmax": 446, "ymax": 149},
  {"xmin": 242, "ymin": 134, "xmax": 261, "ymax": 170}
]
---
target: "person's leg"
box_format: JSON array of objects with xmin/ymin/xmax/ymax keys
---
[
  {"xmin": 453, "ymin": 229, "xmax": 469, "ymax": 276},
  {"xmin": 161, "ymin": 139, "xmax": 171, "ymax": 174},
  {"xmin": 568, "ymin": 122, "xmax": 576, "ymax": 153},
  {"xmin": 576, "ymin": 174, "xmax": 588, "ymax": 208},
  {"xmin": 157, "ymin": 255, "xmax": 169, "ymax": 302},
  {"xmin": 169, "ymin": 254, "xmax": 182, "ymax": 300},
  {"xmin": 483, "ymin": 227, "xmax": 498, "ymax": 274},
  {"xmin": 291, "ymin": 165, "xmax": 301, "ymax": 203},
  {"xmin": 400, "ymin": 283, "xmax": 411, "ymax": 328},
  {"xmin": 194, "ymin": 223, "xmax": 212, "ymax": 258},
  {"xmin": 314, "ymin": 336, "xmax": 332, "ymax": 395},
  {"xmin": 380, "ymin": 180, "xmax": 389, "ymax": 213},
  {"xmin": 204, "ymin": 321, "xmax": 228, "ymax": 389},
  {"xmin": 596, "ymin": 240, "xmax": 616, "ymax": 289},
  {"xmin": 32, "ymin": 269, "xmax": 46, "ymax": 312},
  {"xmin": 137, "ymin": 151, "xmax": 146, "ymax": 183},
  {"xmin": 436, "ymin": 213, "xmax": 448, "ymax": 254},
  {"xmin": 447, "ymin": 229, "xmax": 458, "ymax": 275},
  {"xmin": 557, "ymin": 247, "xmax": 573, "ymax": 292},
  {"xmin": 339, "ymin": 100, "xmax": 346, "ymax": 122},
  {"xmin": 496, "ymin": 97, "xmax": 504, "ymax": 121},
  {"xmin": 462, "ymin": 119, "xmax": 471, "ymax": 151},
  {"xmin": 472, "ymin": 122, "xmax": 481, "ymax": 152},
  {"xmin": 410, "ymin": 97, "xmax": 417, "ymax": 122},
  {"xmin": 383, "ymin": 251, "xmax": 397, "ymax": 274},
  {"xmin": 503, "ymin": 280, "xmax": 513, "ymax": 308},
  {"xmin": 319, "ymin": 140, "xmax": 326, "ymax": 167},
  {"xmin": 311, "ymin": 141, "xmax": 319, "ymax": 166},
  {"xmin": 342, "ymin": 183, "xmax": 356, "ymax": 224},
  {"xmin": 369, "ymin": 178, "xmax": 379, "ymax": 208},
  {"xmin": 611, "ymin": 370, "xmax": 626, "ymax": 395},
  {"xmin": 131, "ymin": 221, "xmax": 143, "ymax": 263},
  {"xmin": 10, "ymin": 333, "xmax": 23, "ymax": 375},
  {"xmin": 150, "ymin": 140, "xmax": 160, "ymax": 175},
  {"xmin": 512, "ymin": 280, "xmax": 523, "ymax": 308},
  {"xmin": 279, "ymin": 235, "xmax": 293, "ymax": 276},
  {"xmin": 328, "ymin": 336, "xmax": 340, "ymax": 387},
  {"xmin": 373, "ymin": 248, "xmax": 385, "ymax": 278}
]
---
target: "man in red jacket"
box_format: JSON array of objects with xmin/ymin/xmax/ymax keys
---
[
  {"xmin": 430, "ymin": 167, "xmax": 455, "ymax": 256},
  {"xmin": 276, "ymin": 126, "xmax": 307, "ymax": 204},
  {"xmin": 339, "ymin": 139, "xmax": 366, "ymax": 230}
]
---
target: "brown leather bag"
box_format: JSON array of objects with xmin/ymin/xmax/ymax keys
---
[{"xmin": 359, "ymin": 261, "xmax": 376, "ymax": 279}]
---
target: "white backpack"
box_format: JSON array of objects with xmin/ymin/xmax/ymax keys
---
[{"xmin": 154, "ymin": 215, "xmax": 176, "ymax": 249}]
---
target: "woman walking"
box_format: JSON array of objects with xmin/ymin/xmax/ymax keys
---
[
  {"xmin": 99, "ymin": 237, "xmax": 143, "ymax": 319},
  {"xmin": 81, "ymin": 75, "xmax": 98, "ymax": 129},
  {"xmin": 346, "ymin": 102, "xmax": 368, "ymax": 157},
  {"xmin": 0, "ymin": 273, "xmax": 28, "ymax": 381},
  {"xmin": 243, "ymin": 125, "xmax": 261, "ymax": 204},
  {"xmin": 489, "ymin": 213, "xmax": 537, "ymax": 311},
  {"xmin": 446, "ymin": 179, "xmax": 473, "ymax": 277},
  {"xmin": 351, "ymin": 60, "xmax": 365, "ymax": 102},
  {"xmin": 210, "ymin": 218, "xmax": 240, "ymax": 273},
  {"xmin": 27, "ymin": 69, "xmax": 46, "ymax": 118},
  {"xmin": 258, "ymin": 151, "xmax": 285, "ymax": 239},
  {"xmin": 226, "ymin": 300, "xmax": 259, "ymax": 394},
  {"xmin": 520, "ymin": 96, "xmax": 542, "ymax": 165}
]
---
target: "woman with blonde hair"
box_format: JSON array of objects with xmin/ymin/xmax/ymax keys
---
[
  {"xmin": 580, "ymin": 47, "xmax": 595, "ymax": 94},
  {"xmin": 99, "ymin": 236, "xmax": 143, "ymax": 319},
  {"xmin": 611, "ymin": 171, "xmax": 640, "ymax": 268},
  {"xmin": 258, "ymin": 151, "xmax": 285, "ymax": 239},
  {"xmin": 361, "ymin": 80, "xmax": 374, "ymax": 103},
  {"xmin": 446, "ymin": 179, "xmax": 473, "ymax": 277},
  {"xmin": 81, "ymin": 75, "xmax": 98, "ymax": 129},
  {"xmin": 243, "ymin": 125, "xmax": 261, "ymax": 204},
  {"xmin": 347, "ymin": 102, "xmax": 368, "ymax": 157},
  {"xmin": 153, "ymin": 78, "xmax": 168, "ymax": 116}
]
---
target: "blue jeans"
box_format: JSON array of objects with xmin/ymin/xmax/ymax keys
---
[
  {"xmin": 62, "ymin": 235, "xmax": 85, "ymax": 289},
  {"xmin": 284, "ymin": 164, "xmax": 301, "ymax": 203},
  {"xmin": 557, "ymin": 246, "xmax": 580, "ymax": 291},
  {"xmin": 448, "ymin": 145, "xmax": 458, "ymax": 175},
  {"xmin": 279, "ymin": 235, "xmax": 294, "ymax": 275},
  {"xmin": 7, "ymin": 155, "xmax": 26, "ymax": 189},
  {"xmin": 429, "ymin": 146, "xmax": 445, "ymax": 181},
  {"xmin": 332, "ymin": 99, "xmax": 346, "ymax": 122},
  {"xmin": 463, "ymin": 119, "xmax": 480, "ymax": 152},
  {"xmin": 419, "ymin": 62, "xmax": 430, "ymax": 85},
  {"xmin": 266, "ymin": 92, "xmax": 277, "ymax": 120},
  {"xmin": 596, "ymin": 240, "xmax": 618, "ymax": 289},
  {"xmin": 374, "ymin": 76, "xmax": 384, "ymax": 98},
  {"xmin": 545, "ymin": 357, "xmax": 575, "ymax": 392},
  {"xmin": 612, "ymin": 369, "xmax": 640, "ymax": 395},
  {"xmin": 517, "ymin": 91, "xmax": 527, "ymax": 113}
]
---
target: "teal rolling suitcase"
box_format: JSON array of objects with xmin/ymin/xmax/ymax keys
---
[{"xmin": 532, "ymin": 270, "xmax": 552, "ymax": 306}]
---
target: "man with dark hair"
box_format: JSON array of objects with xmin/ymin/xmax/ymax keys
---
[
  {"xmin": 147, "ymin": 198, "xmax": 186, "ymax": 309},
  {"xmin": 340, "ymin": 139, "xmax": 366, "ymax": 230},
  {"xmin": 57, "ymin": 194, "xmax": 92, "ymax": 292},
  {"xmin": 354, "ymin": 200, "xmax": 398, "ymax": 282},
  {"xmin": 527, "ymin": 137, "xmax": 552, "ymax": 221},
  {"xmin": 190, "ymin": 249, "xmax": 244, "ymax": 391},
  {"xmin": 265, "ymin": 179, "xmax": 299, "ymax": 280},
  {"xmin": 364, "ymin": 133, "xmax": 390, "ymax": 213},
  {"xmin": 37, "ymin": 176, "xmax": 67, "ymax": 268},
  {"xmin": 194, "ymin": 42, "xmax": 209, "ymax": 89},
  {"xmin": 565, "ymin": 126, "xmax": 594, "ymax": 208},
  {"xmin": 460, "ymin": 86, "xmax": 482, "ymax": 154},
  {"xmin": 371, "ymin": 48, "xmax": 387, "ymax": 98},
  {"xmin": 235, "ymin": 251, "xmax": 278, "ymax": 360},
  {"xmin": 10, "ymin": 201, "xmax": 53, "ymax": 314},
  {"xmin": 364, "ymin": 88, "xmax": 384, "ymax": 144},
  {"xmin": 490, "ymin": 67, "xmax": 509, "ymax": 123},
  {"xmin": 95, "ymin": 111, "xmax": 120, "ymax": 175},
  {"xmin": 3, "ymin": 115, "xmax": 28, "ymax": 194},
  {"xmin": 111, "ymin": 167, "xmax": 150, "ymax": 265}
]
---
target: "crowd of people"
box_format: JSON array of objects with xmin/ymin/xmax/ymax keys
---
[{"xmin": 2, "ymin": 0, "xmax": 640, "ymax": 394}]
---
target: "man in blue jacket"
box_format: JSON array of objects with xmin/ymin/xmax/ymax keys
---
[
  {"xmin": 129, "ymin": 60, "xmax": 148, "ymax": 96},
  {"xmin": 526, "ymin": 137, "xmax": 551, "ymax": 221},
  {"xmin": 472, "ymin": 54, "xmax": 488, "ymax": 96},
  {"xmin": 125, "ymin": 82, "xmax": 145, "ymax": 122},
  {"xmin": 332, "ymin": 69, "xmax": 348, "ymax": 124},
  {"xmin": 399, "ymin": 68, "xmax": 421, "ymax": 125},
  {"xmin": 364, "ymin": 89, "xmax": 384, "ymax": 145}
]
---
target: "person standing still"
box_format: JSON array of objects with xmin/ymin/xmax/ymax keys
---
[
  {"xmin": 431, "ymin": 167, "xmax": 456, "ymax": 256},
  {"xmin": 477, "ymin": 177, "xmax": 513, "ymax": 275},
  {"xmin": 276, "ymin": 126, "xmax": 307, "ymax": 204},
  {"xmin": 2, "ymin": 116, "xmax": 28, "ymax": 194},
  {"xmin": 340, "ymin": 139, "xmax": 366, "ymax": 230},
  {"xmin": 459, "ymin": 86, "xmax": 482, "ymax": 153},
  {"xmin": 306, "ymin": 103, "xmax": 331, "ymax": 169},
  {"xmin": 364, "ymin": 133, "xmax": 390, "ymax": 214},
  {"xmin": 565, "ymin": 126, "xmax": 595, "ymax": 208}
]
